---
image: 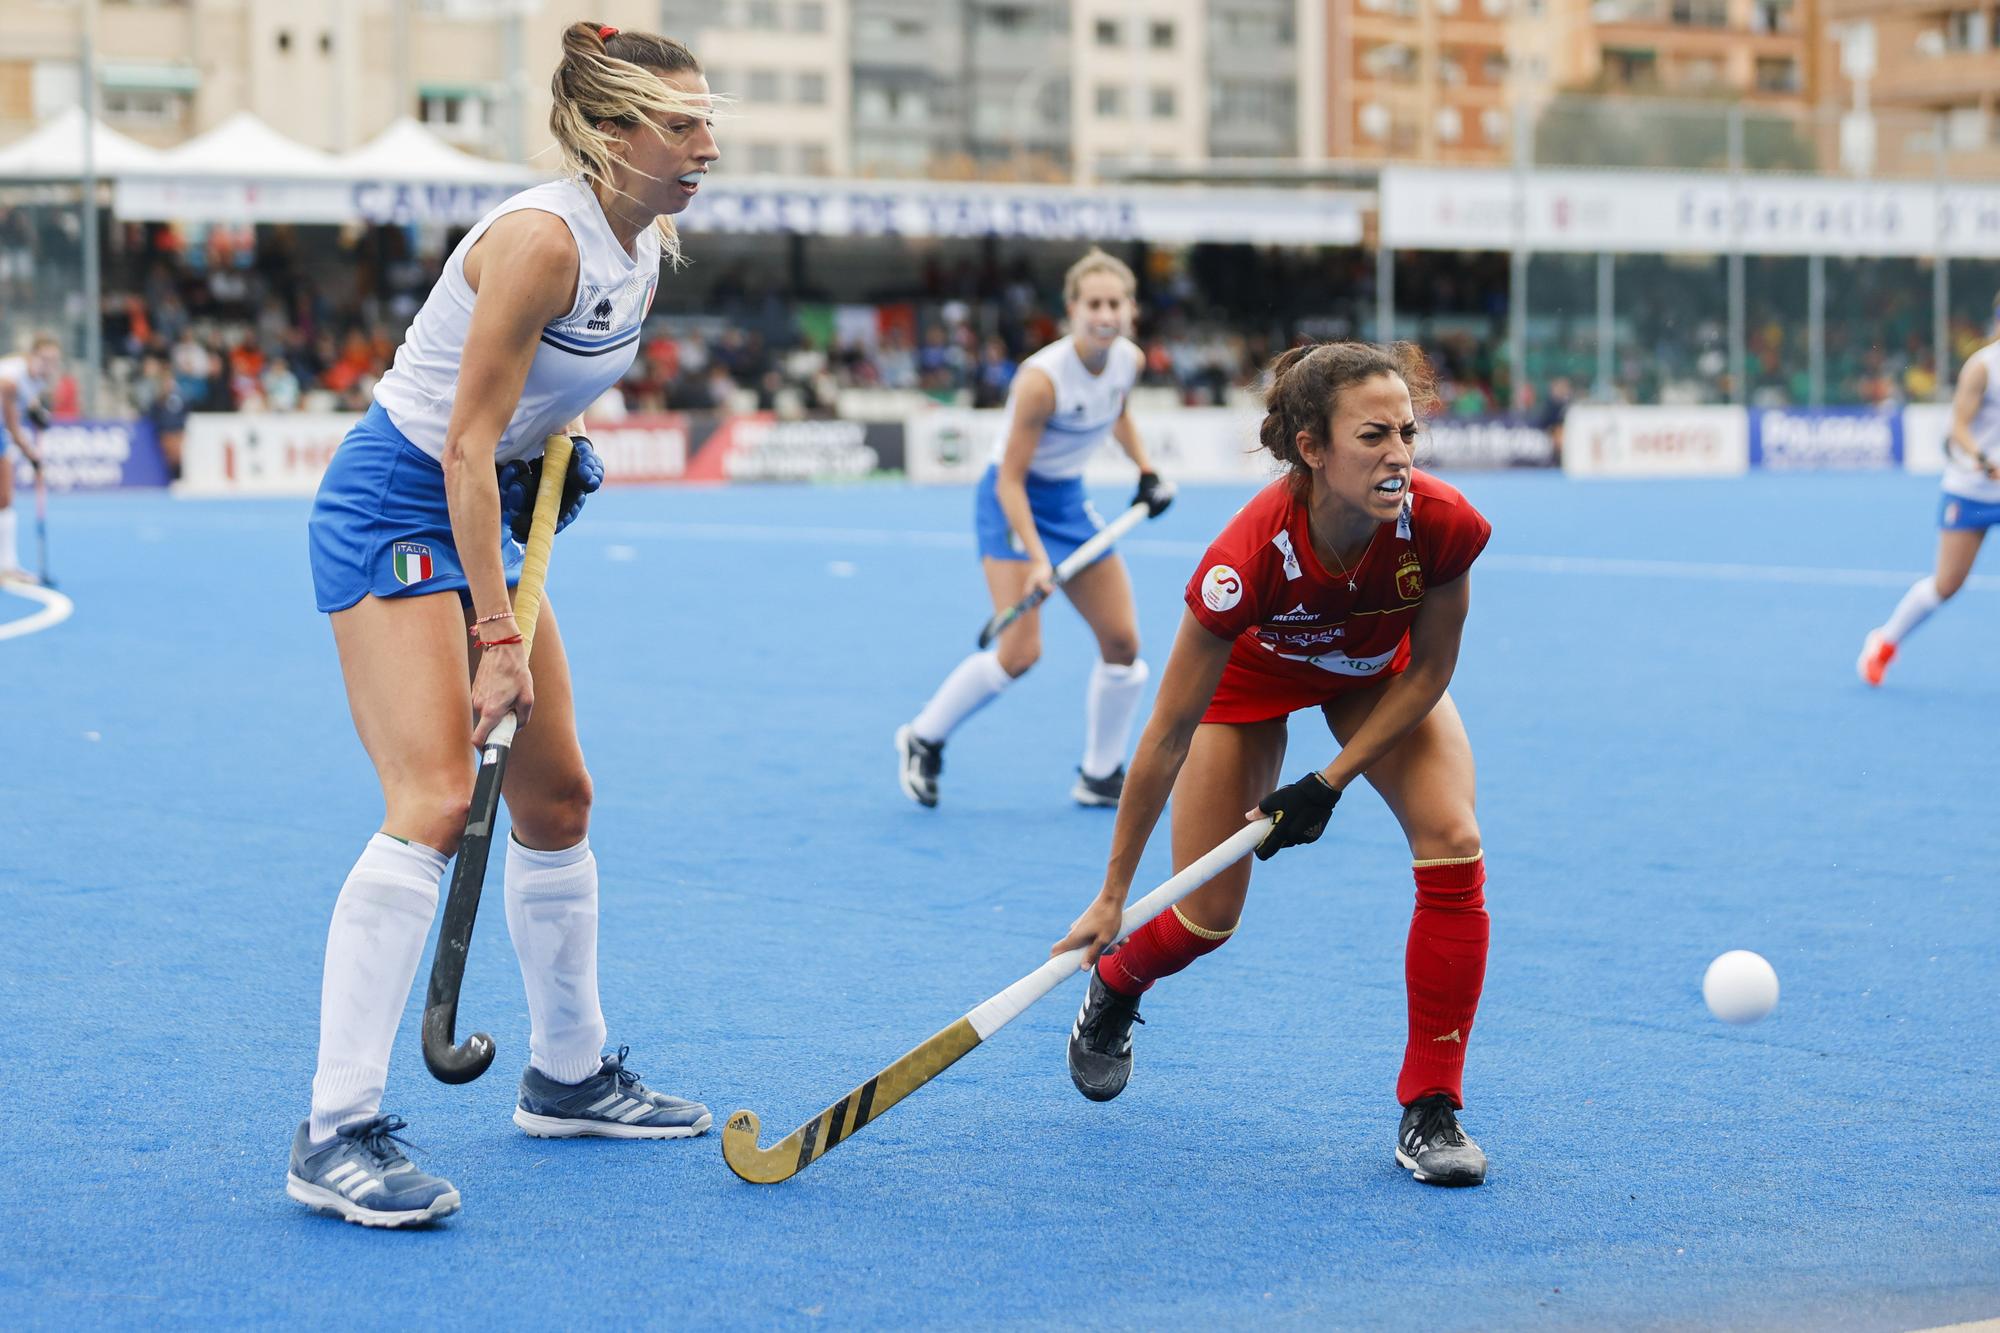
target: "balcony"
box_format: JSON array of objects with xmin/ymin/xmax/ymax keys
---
[{"xmin": 1873, "ymin": 48, "xmax": 2000, "ymax": 105}]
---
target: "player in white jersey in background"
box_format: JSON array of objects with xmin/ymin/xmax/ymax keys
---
[
  {"xmin": 896, "ymin": 250, "xmax": 1173, "ymax": 810},
  {"xmin": 0, "ymin": 334, "xmax": 57, "ymax": 582},
  {"xmin": 1859, "ymin": 297, "xmax": 2000, "ymax": 686},
  {"xmin": 288, "ymin": 23, "xmax": 718, "ymax": 1228}
]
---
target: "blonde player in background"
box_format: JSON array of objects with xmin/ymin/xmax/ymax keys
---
[
  {"xmin": 288, "ymin": 22, "xmax": 717, "ymax": 1228},
  {"xmin": 1859, "ymin": 297, "xmax": 2000, "ymax": 686},
  {"xmin": 0, "ymin": 334, "xmax": 56, "ymax": 582},
  {"xmin": 895, "ymin": 250, "xmax": 1173, "ymax": 810}
]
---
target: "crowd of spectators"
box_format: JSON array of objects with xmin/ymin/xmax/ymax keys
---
[{"xmin": 7, "ymin": 204, "xmax": 1995, "ymax": 430}]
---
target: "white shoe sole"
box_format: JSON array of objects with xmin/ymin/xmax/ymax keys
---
[
  {"xmin": 1071, "ymin": 780, "xmax": 1120, "ymax": 808},
  {"xmin": 1394, "ymin": 1146, "xmax": 1487, "ymax": 1187},
  {"xmin": 513, "ymin": 1106, "xmax": 713, "ymax": 1139},
  {"xmin": 286, "ymin": 1174, "xmax": 461, "ymax": 1227},
  {"xmin": 894, "ymin": 725, "xmax": 937, "ymax": 808}
]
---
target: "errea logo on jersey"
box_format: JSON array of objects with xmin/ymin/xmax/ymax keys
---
[
  {"xmin": 586, "ymin": 298, "xmax": 614, "ymax": 332},
  {"xmin": 1201, "ymin": 564, "xmax": 1243, "ymax": 612}
]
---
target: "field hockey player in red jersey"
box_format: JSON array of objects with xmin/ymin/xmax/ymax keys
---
[{"xmin": 1049, "ymin": 340, "xmax": 1496, "ymax": 1187}]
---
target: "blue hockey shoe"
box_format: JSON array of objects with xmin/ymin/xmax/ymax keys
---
[
  {"xmin": 513, "ymin": 1046, "xmax": 712, "ymax": 1139},
  {"xmin": 286, "ymin": 1116, "xmax": 461, "ymax": 1228}
]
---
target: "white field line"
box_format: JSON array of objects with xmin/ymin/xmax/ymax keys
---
[
  {"xmin": 0, "ymin": 582, "xmax": 74, "ymax": 640},
  {"xmin": 582, "ymin": 520, "xmax": 1998, "ymax": 593}
]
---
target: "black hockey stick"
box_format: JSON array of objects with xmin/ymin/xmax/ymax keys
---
[{"xmin": 421, "ymin": 434, "xmax": 573, "ymax": 1084}]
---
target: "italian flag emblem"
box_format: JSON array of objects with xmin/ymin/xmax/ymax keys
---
[{"xmin": 392, "ymin": 542, "xmax": 434, "ymax": 586}]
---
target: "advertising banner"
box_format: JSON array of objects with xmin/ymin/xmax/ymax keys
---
[
  {"xmin": 1749, "ymin": 407, "xmax": 1901, "ymax": 471},
  {"xmin": 1901, "ymin": 403, "xmax": 1952, "ymax": 475},
  {"xmin": 1382, "ymin": 166, "xmax": 2000, "ymax": 259},
  {"xmin": 1420, "ymin": 418, "xmax": 1558, "ymax": 469},
  {"xmin": 1562, "ymin": 405, "xmax": 1750, "ymax": 478},
  {"xmin": 13, "ymin": 420, "xmax": 169, "ymax": 491},
  {"xmin": 179, "ymin": 412, "xmax": 350, "ymax": 496}
]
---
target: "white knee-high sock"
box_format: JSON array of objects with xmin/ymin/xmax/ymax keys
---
[
  {"xmin": 1882, "ymin": 576, "xmax": 1943, "ymax": 644},
  {"xmin": 0, "ymin": 507, "xmax": 17, "ymax": 570},
  {"xmin": 309, "ymin": 834, "xmax": 446, "ymax": 1144},
  {"xmin": 1081, "ymin": 659, "xmax": 1150, "ymax": 779},
  {"xmin": 911, "ymin": 650, "xmax": 1015, "ymax": 744},
  {"xmin": 504, "ymin": 836, "xmax": 607, "ymax": 1085}
]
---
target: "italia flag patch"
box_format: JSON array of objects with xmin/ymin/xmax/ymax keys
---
[{"xmin": 392, "ymin": 542, "xmax": 434, "ymax": 586}]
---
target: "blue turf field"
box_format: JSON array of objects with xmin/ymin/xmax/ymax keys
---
[{"xmin": 4, "ymin": 471, "xmax": 1999, "ymax": 1330}]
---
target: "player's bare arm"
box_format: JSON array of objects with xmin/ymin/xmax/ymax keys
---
[
  {"xmin": 994, "ymin": 367, "xmax": 1058, "ymax": 588},
  {"xmin": 1055, "ymin": 611, "xmax": 1234, "ymax": 966},
  {"xmin": 445, "ymin": 211, "xmax": 579, "ymax": 742},
  {"xmin": 1947, "ymin": 355, "xmax": 1994, "ymax": 477}
]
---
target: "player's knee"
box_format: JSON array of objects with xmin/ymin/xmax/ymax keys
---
[
  {"xmin": 1099, "ymin": 632, "xmax": 1140, "ymax": 666},
  {"xmin": 515, "ymin": 767, "xmax": 594, "ymax": 848},
  {"xmin": 396, "ymin": 781, "xmax": 474, "ymax": 856},
  {"xmin": 1936, "ymin": 572, "xmax": 1966, "ymax": 599},
  {"xmin": 1412, "ymin": 822, "xmax": 1482, "ymax": 867},
  {"xmin": 997, "ymin": 640, "xmax": 1040, "ymax": 677}
]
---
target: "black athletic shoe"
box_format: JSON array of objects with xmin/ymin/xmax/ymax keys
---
[
  {"xmin": 1067, "ymin": 966, "xmax": 1144, "ymax": 1101},
  {"xmin": 1071, "ymin": 765, "xmax": 1125, "ymax": 808},
  {"xmin": 895, "ymin": 724, "xmax": 943, "ymax": 808},
  {"xmin": 1396, "ymin": 1095, "xmax": 1487, "ymax": 1187}
]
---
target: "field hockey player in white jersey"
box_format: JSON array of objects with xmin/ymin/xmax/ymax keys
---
[
  {"xmin": 289, "ymin": 22, "xmax": 718, "ymax": 1228},
  {"xmin": 1859, "ymin": 294, "xmax": 2000, "ymax": 687},
  {"xmin": 897, "ymin": 250, "xmax": 1175, "ymax": 810},
  {"xmin": 0, "ymin": 333, "xmax": 56, "ymax": 582}
]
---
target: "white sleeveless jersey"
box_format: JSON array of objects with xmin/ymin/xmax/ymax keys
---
[
  {"xmin": 0, "ymin": 356, "xmax": 44, "ymax": 414},
  {"xmin": 1945, "ymin": 340, "xmax": 2000, "ymax": 503},
  {"xmin": 373, "ymin": 177, "xmax": 660, "ymax": 466},
  {"xmin": 990, "ymin": 335, "xmax": 1142, "ymax": 481}
]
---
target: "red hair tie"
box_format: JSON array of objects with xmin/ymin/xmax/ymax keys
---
[{"xmin": 598, "ymin": 24, "xmax": 618, "ymax": 39}]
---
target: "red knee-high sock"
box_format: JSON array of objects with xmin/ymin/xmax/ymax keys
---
[
  {"xmin": 1396, "ymin": 853, "xmax": 1490, "ymax": 1108},
  {"xmin": 1098, "ymin": 905, "xmax": 1234, "ymax": 995}
]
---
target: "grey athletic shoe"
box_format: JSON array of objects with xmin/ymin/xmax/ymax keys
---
[
  {"xmin": 1072, "ymin": 765, "xmax": 1125, "ymax": 808},
  {"xmin": 1396, "ymin": 1095, "xmax": 1487, "ymax": 1187},
  {"xmin": 1067, "ymin": 966, "xmax": 1144, "ymax": 1102},
  {"xmin": 896, "ymin": 724, "xmax": 943, "ymax": 808},
  {"xmin": 513, "ymin": 1046, "xmax": 713, "ymax": 1139},
  {"xmin": 286, "ymin": 1116, "xmax": 461, "ymax": 1228}
]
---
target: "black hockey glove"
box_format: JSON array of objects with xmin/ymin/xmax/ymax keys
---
[
  {"xmin": 1254, "ymin": 772, "xmax": 1341, "ymax": 861},
  {"xmin": 1133, "ymin": 470, "xmax": 1175, "ymax": 518}
]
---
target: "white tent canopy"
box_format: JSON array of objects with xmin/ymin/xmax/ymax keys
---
[
  {"xmin": 146, "ymin": 111, "xmax": 344, "ymax": 179},
  {"xmin": 0, "ymin": 105, "xmax": 166, "ymax": 179},
  {"xmin": 338, "ymin": 118, "xmax": 534, "ymax": 185}
]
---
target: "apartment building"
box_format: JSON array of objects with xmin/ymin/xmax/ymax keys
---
[{"xmin": 1820, "ymin": 0, "xmax": 2000, "ymax": 174}]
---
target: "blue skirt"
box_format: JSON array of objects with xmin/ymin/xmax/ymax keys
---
[
  {"xmin": 973, "ymin": 464, "xmax": 1109, "ymax": 566},
  {"xmin": 308, "ymin": 402, "xmax": 524, "ymax": 614},
  {"xmin": 1938, "ymin": 491, "xmax": 2000, "ymax": 531}
]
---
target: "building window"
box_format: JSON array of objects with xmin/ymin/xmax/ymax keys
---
[
  {"xmin": 749, "ymin": 143, "xmax": 781, "ymax": 173},
  {"xmin": 1754, "ymin": 56, "xmax": 1798, "ymax": 92},
  {"xmin": 980, "ymin": 4, "xmax": 1033, "ymax": 32},
  {"xmin": 795, "ymin": 0, "xmax": 825, "ymax": 30},
  {"xmin": 1361, "ymin": 42, "xmax": 1418, "ymax": 83},
  {"xmin": 1603, "ymin": 47, "xmax": 1657, "ymax": 88},
  {"xmin": 1095, "ymin": 84, "xmax": 1123, "ymax": 117},
  {"xmin": 419, "ymin": 91, "xmax": 494, "ymax": 140},
  {"xmin": 745, "ymin": 0, "xmax": 780, "ymax": 28},
  {"xmin": 1150, "ymin": 86, "xmax": 1175, "ymax": 118},
  {"xmin": 100, "ymin": 88, "xmax": 190, "ymax": 129},
  {"xmin": 1481, "ymin": 107, "xmax": 1509, "ymax": 143},
  {"xmin": 1358, "ymin": 102, "xmax": 1390, "ymax": 142},
  {"xmin": 798, "ymin": 143, "xmax": 830, "ymax": 174},
  {"xmin": 1095, "ymin": 18, "xmax": 1120, "ymax": 45},
  {"xmin": 1669, "ymin": 0, "xmax": 1727, "ymax": 26},
  {"xmin": 748, "ymin": 68, "xmax": 780, "ymax": 101},
  {"xmin": 1435, "ymin": 107, "xmax": 1462, "ymax": 144},
  {"xmin": 796, "ymin": 71, "xmax": 826, "ymax": 104},
  {"xmin": 1946, "ymin": 10, "xmax": 1989, "ymax": 50},
  {"xmin": 1150, "ymin": 20, "xmax": 1174, "ymax": 48}
]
